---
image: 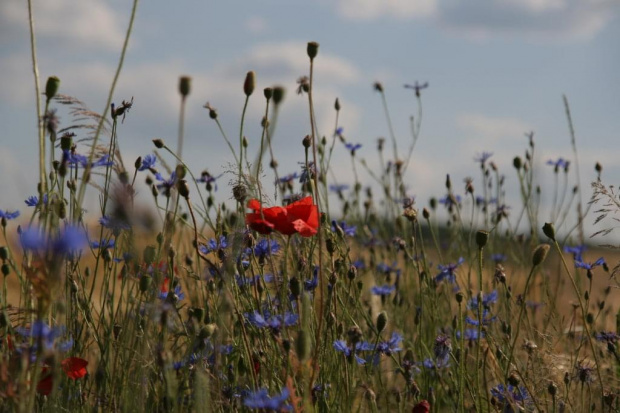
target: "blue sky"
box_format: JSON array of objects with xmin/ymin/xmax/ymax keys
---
[{"xmin": 1, "ymin": 0, "xmax": 619, "ymax": 235}]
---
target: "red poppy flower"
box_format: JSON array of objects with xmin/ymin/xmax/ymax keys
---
[
  {"xmin": 62, "ymin": 357, "xmax": 88, "ymax": 380},
  {"xmin": 37, "ymin": 367, "xmax": 53, "ymax": 396},
  {"xmin": 246, "ymin": 197, "xmax": 319, "ymax": 237},
  {"xmin": 412, "ymin": 400, "xmax": 430, "ymax": 413}
]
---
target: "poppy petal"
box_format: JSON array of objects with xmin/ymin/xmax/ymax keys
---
[{"xmin": 62, "ymin": 357, "xmax": 88, "ymax": 380}]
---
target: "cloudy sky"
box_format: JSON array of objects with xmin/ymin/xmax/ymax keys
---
[{"xmin": 1, "ymin": 0, "xmax": 619, "ymax": 235}]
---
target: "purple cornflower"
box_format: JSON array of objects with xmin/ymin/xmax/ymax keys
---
[
  {"xmin": 331, "ymin": 220, "xmax": 356, "ymax": 237},
  {"xmin": 25, "ymin": 194, "xmax": 48, "ymax": 207},
  {"xmin": 155, "ymin": 171, "xmax": 177, "ymax": 195},
  {"xmin": 457, "ymin": 328, "xmax": 483, "ymax": 341},
  {"xmin": 299, "ymin": 162, "xmax": 316, "ymax": 184},
  {"xmin": 138, "ymin": 154, "xmax": 157, "ymax": 171},
  {"xmin": 435, "ymin": 258, "xmax": 464, "ymax": 284},
  {"xmin": 244, "ymin": 388, "xmax": 292, "ymax": 411},
  {"xmin": 575, "ymin": 362, "xmax": 595, "ymax": 383},
  {"xmin": 491, "ymin": 253, "xmax": 507, "ymax": 263},
  {"xmin": 490, "ymin": 384, "xmax": 530, "ymax": 413},
  {"xmin": 422, "ymin": 357, "xmax": 450, "ymax": 369},
  {"xmin": 277, "ymin": 172, "xmax": 299, "ymax": 185},
  {"xmin": 465, "ymin": 310, "xmax": 497, "ymax": 326},
  {"xmin": 564, "ymin": 244, "xmax": 586, "ymax": 262},
  {"xmin": 376, "ymin": 262, "xmax": 399, "ymax": 276},
  {"xmin": 574, "ymin": 257, "xmax": 605, "ymax": 270},
  {"xmin": 20, "ymin": 225, "xmax": 86, "ymax": 255},
  {"xmin": 0, "ymin": 210, "xmax": 20, "ymax": 220},
  {"xmin": 474, "ymin": 152, "xmax": 493, "ymax": 165},
  {"xmin": 596, "ymin": 331, "xmax": 620, "ymax": 343},
  {"xmin": 468, "ymin": 290, "xmax": 498, "ymax": 311},
  {"xmin": 371, "ymin": 284, "xmax": 396, "ymax": 296},
  {"xmin": 199, "ymin": 236, "xmax": 228, "ymax": 254},
  {"xmin": 333, "ymin": 340, "xmax": 368, "ymax": 365},
  {"xmin": 335, "ymin": 127, "xmax": 344, "ymax": 136},
  {"xmin": 196, "ymin": 170, "xmax": 222, "ymax": 191},
  {"xmin": 159, "ymin": 284, "xmax": 185, "ymax": 302},
  {"xmin": 433, "ymin": 334, "xmax": 452, "ymax": 362},
  {"xmin": 14, "ymin": 320, "xmax": 73, "ymax": 359},
  {"xmin": 304, "ymin": 269, "xmax": 319, "ymax": 292}
]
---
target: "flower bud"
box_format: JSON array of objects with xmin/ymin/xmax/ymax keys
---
[
  {"xmin": 177, "ymin": 179, "xmax": 190, "ymax": 199},
  {"xmin": 263, "ymin": 87, "xmax": 273, "ymax": 100},
  {"xmin": 134, "ymin": 156, "xmax": 142, "ymax": 170},
  {"xmin": 335, "ymin": 98, "xmax": 341, "ymax": 111},
  {"xmin": 139, "ymin": 275, "xmax": 152, "ymax": 293},
  {"xmin": 295, "ymin": 329, "xmax": 311, "ymax": 361},
  {"xmin": 532, "ymin": 244, "xmax": 550, "ymax": 267},
  {"xmin": 303, "ymin": 135, "xmax": 311, "ymax": 148},
  {"xmin": 273, "ymin": 86, "xmax": 285, "ymax": 105},
  {"xmin": 307, "ymin": 41, "xmax": 319, "ymax": 60},
  {"xmin": 153, "ymin": 139, "xmax": 165, "ymax": 149},
  {"xmin": 45, "ymin": 76, "xmax": 60, "ymax": 101},
  {"xmin": 143, "ymin": 245, "xmax": 157, "ymax": 265},
  {"xmin": 243, "ymin": 71, "xmax": 255, "ymax": 97},
  {"xmin": 179, "ymin": 76, "xmax": 191, "ymax": 98},
  {"xmin": 513, "ymin": 156, "xmax": 522, "ymax": 170},
  {"xmin": 542, "ymin": 222, "xmax": 556, "ymax": 241},
  {"xmin": 476, "ymin": 230, "xmax": 489, "ymax": 249},
  {"xmin": 376, "ymin": 311, "xmax": 388, "ymax": 333},
  {"xmin": 0, "ymin": 246, "xmax": 8, "ymax": 261}
]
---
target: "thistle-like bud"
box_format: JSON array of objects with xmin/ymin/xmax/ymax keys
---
[
  {"xmin": 307, "ymin": 41, "xmax": 319, "ymax": 60},
  {"xmin": 177, "ymin": 179, "xmax": 190, "ymax": 199},
  {"xmin": 303, "ymin": 135, "xmax": 311, "ymax": 148},
  {"xmin": 243, "ymin": 71, "xmax": 256, "ymax": 97},
  {"xmin": 289, "ymin": 277, "xmax": 301, "ymax": 299},
  {"xmin": 376, "ymin": 311, "xmax": 388, "ymax": 333},
  {"xmin": 455, "ymin": 292, "xmax": 464, "ymax": 303},
  {"xmin": 0, "ymin": 246, "xmax": 8, "ymax": 261},
  {"xmin": 153, "ymin": 139, "xmax": 165, "ymax": 149},
  {"xmin": 548, "ymin": 382, "xmax": 558, "ymax": 397},
  {"xmin": 595, "ymin": 162, "xmax": 602, "ymax": 174},
  {"xmin": 513, "ymin": 156, "xmax": 522, "ymax": 170},
  {"xmin": 179, "ymin": 76, "xmax": 191, "ymax": 98},
  {"xmin": 263, "ymin": 87, "xmax": 273, "ymax": 100},
  {"xmin": 422, "ymin": 208, "xmax": 430, "ymax": 220},
  {"xmin": 335, "ymin": 98, "xmax": 341, "ymax": 111},
  {"xmin": 476, "ymin": 230, "xmax": 489, "ymax": 249},
  {"xmin": 139, "ymin": 275, "xmax": 152, "ymax": 293},
  {"xmin": 45, "ymin": 76, "xmax": 60, "ymax": 101},
  {"xmin": 273, "ymin": 86, "xmax": 285, "ymax": 105},
  {"xmin": 134, "ymin": 156, "xmax": 142, "ymax": 170},
  {"xmin": 143, "ymin": 245, "xmax": 157, "ymax": 265},
  {"xmin": 542, "ymin": 222, "xmax": 556, "ymax": 241},
  {"xmin": 532, "ymin": 244, "xmax": 550, "ymax": 267},
  {"xmin": 445, "ymin": 174, "xmax": 451, "ymax": 190}
]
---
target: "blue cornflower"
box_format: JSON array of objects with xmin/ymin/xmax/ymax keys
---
[
  {"xmin": 91, "ymin": 238, "xmax": 115, "ymax": 249},
  {"xmin": 329, "ymin": 184, "xmax": 349, "ymax": 193},
  {"xmin": 14, "ymin": 321, "xmax": 73, "ymax": 358},
  {"xmin": 277, "ymin": 172, "xmax": 299, "ymax": 185},
  {"xmin": 375, "ymin": 332, "xmax": 403, "ymax": 356},
  {"xmin": 159, "ymin": 284, "xmax": 185, "ymax": 301},
  {"xmin": 422, "ymin": 357, "xmax": 450, "ymax": 369},
  {"xmin": 438, "ymin": 194, "xmax": 461, "ymax": 209},
  {"xmin": 249, "ymin": 238, "xmax": 280, "ymax": 259},
  {"xmin": 352, "ymin": 259, "xmax": 366, "ymax": 269},
  {"xmin": 155, "ymin": 171, "xmax": 177, "ymax": 194},
  {"xmin": 466, "ymin": 310, "xmax": 497, "ymax": 326},
  {"xmin": 245, "ymin": 311, "xmax": 298, "ymax": 331},
  {"xmin": 547, "ymin": 157, "xmax": 568, "ymax": 170},
  {"xmin": 99, "ymin": 215, "xmax": 131, "ymax": 231},
  {"xmin": 25, "ymin": 194, "xmax": 48, "ymax": 207},
  {"xmin": 344, "ymin": 142, "xmax": 362, "ymax": 154},
  {"xmin": 490, "ymin": 384, "xmax": 530, "ymax": 413},
  {"xmin": 435, "ymin": 258, "xmax": 464, "ymax": 284},
  {"xmin": 20, "ymin": 225, "xmax": 86, "ymax": 254},
  {"xmin": 196, "ymin": 170, "xmax": 222, "ymax": 191},
  {"xmin": 468, "ymin": 290, "xmax": 498, "ymax": 311},
  {"xmin": 457, "ymin": 328, "xmax": 483, "ymax": 341},
  {"xmin": 491, "ymin": 253, "xmax": 507, "ymax": 263},
  {"xmin": 433, "ymin": 334, "xmax": 452, "ymax": 361},
  {"xmin": 0, "ymin": 210, "xmax": 20, "ymax": 220},
  {"xmin": 299, "ymin": 162, "xmax": 316, "ymax": 184},
  {"xmin": 199, "ymin": 236, "xmax": 228, "ymax": 254},
  {"xmin": 244, "ymin": 387, "xmax": 292, "ymax": 411},
  {"xmin": 574, "ymin": 257, "xmax": 605, "ymax": 270},
  {"xmin": 333, "ymin": 340, "xmax": 368, "ymax": 365},
  {"xmin": 564, "ymin": 244, "xmax": 586, "ymax": 262},
  {"xmin": 474, "ymin": 152, "xmax": 493, "ymax": 164},
  {"xmin": 376, "ymin": 262, "xmax": 399, "ymax": 275},
  {"xmin": 304, "ymin": 270, "xmax": 319, "ymax": 292},
  {"xmin": 595, "ymin": 331, "xmax": 620, "ymax": 343},
  {"xmin": 371, "ymin": 284, "xmax": 395, "ymax": 296},
  {"xmin": 64, "ymin": 150, "xmax": 113, "ymax": 169},
  {"xmin": 335, "ymin": 127, "xmax": 344, "ymax": 136},
  {"xmin": 331, "ymin": 220, "xmax": 356, "ymax": 237},
  {"xmin": 138, "ymin": 154, "xmax": 157, "ymax": 171}
]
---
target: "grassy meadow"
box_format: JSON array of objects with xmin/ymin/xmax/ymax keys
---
[{"xmin": 2, "ymin": 6, "xmax": 620, "ymax": 412}]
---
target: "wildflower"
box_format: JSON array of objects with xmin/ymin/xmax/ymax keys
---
[
  {"xmin": 0, "ymin": 210, "xmax": 20, "ymax": 220},
  {"xmin": 412, "ymin": 400, "xmax": 431, "ymax": 413},
  {"xmin": 155, "ymin": 171, "xmax": 177, "ymax": 196},
  {"xmin": 422, "ymin": 357, "xmax": 450, "ymax": 369},
  {"xmin": 376, "ymin": 332, "xmax": 403, "ymax": 356},
  {"xmin": 435, "ymin": 258, "xmax": 464, "ymax": 284},
  {"xmin": 299, "ymin": 162, "xmax": 316, "ymax": 184},
  {"xmin": 433, "ymin": 334, "xmax": 451, "ymax": 362},
  {"xmin": 331, "ymin": 220, "xmax": 356, "ymax": 237},
  {"xmin": 138, "ymin": 154, "xmax": 157, "ymax": 171},
  {"xmin": 333, "ymin": 340, "xmax": 368, "ymax": 365},
  {"xmin": 304, "ymin": 269, "xmax": 319, "ymax": 292},
  {"xmin": 438, "ymin": 194, "xmax": 461, "ymax": 209},
  {"xmin": 329, "ymin": 183, "xmax": 349, "ymax": 193},
  {"xmin": 468, "ymin": 290, "xmax": 498, "ymax": 311},
  {"xmin": 574, "ymin": 257, "xmax": 605, "ymax": 270},
  {"xmin": 248, "ymin": 238, "xmax": 281, "ymax": 259},
  {"xmin": 371, "ymin": 284, "xmax": 395, "ymax": 296},
  {"xmin": 596, "ymin": 331, "xmax": 620, "ymax": 343},
  {"xmin": 547, "ymin": 157, "xmax": 568, "ymax": 170},
  {"xmin": 457, "ymin": 328, "xmax": 483, "ymax": 341},
  {"xmin": 245, "ymin": 311, "xmax": 298, "ymax": 331},
  {"xmin": 25, "ymin": 194, "xmax": 48, "ymax": 207},
  {"xmin": 376, "ymin": 262, "xmax": 400, "ymax": 276},
  {"xmin": 465, "ymin": 310, "xmax": 497, "ymax": 326},
  {"xmin": 37, "ymin": 357, "xmax": 88, "ymax": 395},
  {"xmin": 490, "ymin": 384, "xmax": 530, "ymax": 413},
  {"xmin": 159, "ymin": 283, "xmax": 185, "ymax": 302},
  {"xmin": 277, "ymin": 172, "xmax": 299, "ymax": 185},
  {"xmin": 474, "ymin": 152, "xmax": 493, "ymax": 165},
  {"xmin": 564, "ymin": 244, "xmax": 586, "ymax": 262},
  {"xmin": 575, "ymin": 362, "xmax": 595, "ymax": 383},
  {"xmin": 15, "ymin": 320, "xmax": 67, "ymax": 350},
  {"xmin": 404, "ymin": 81, "xmax": 429, "ymax": 97},
  {"xmin": 99, "ymin": 215, "xmax": 131, "ymax": 231},
  {"xmin": 244, "ymin": 387, "xmax": 292, "ymax": 411},
  {"xmin": 20, "ymin": 225, "xmax": 86, "ymax": 255},
  {"xmin": 91, "ymin": 239, "xmax": 115, "ymax": 249},
  {"xmin": 344, "ymin": 142, "xmax": 362, "ymax": 155},
  {"xmin": 197, "ymin": 170, "xmax": 222, "ymax": 191},
  {"xmin": 199, "ymin": 236, "xmax": 228, "ymax": 255},
  {"xmin": 245, "ymin": 196, "xmax": 319, "ymax": 237},
  {"xmin": 491, "ymin": 253, "xmax": 507, "ymax": 263}
]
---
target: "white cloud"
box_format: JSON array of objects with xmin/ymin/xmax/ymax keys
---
[
  {"xmin": 335, "ymin": 0, "xmax": 437, "ymax": 20},
  {"xmin": 457, "ymin": 113, "xmax": 532, "ymax": 140},
  {"xmin": 437, "ymin": 0, "xmax": 617, "ymax": 40},
  {"xmin": 0, "ymin": 0, "xmax": 124, "ymax": 50},
  {"xmin": 245, "ymin": 16, "xmax": 268, "ymax": 34}
]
